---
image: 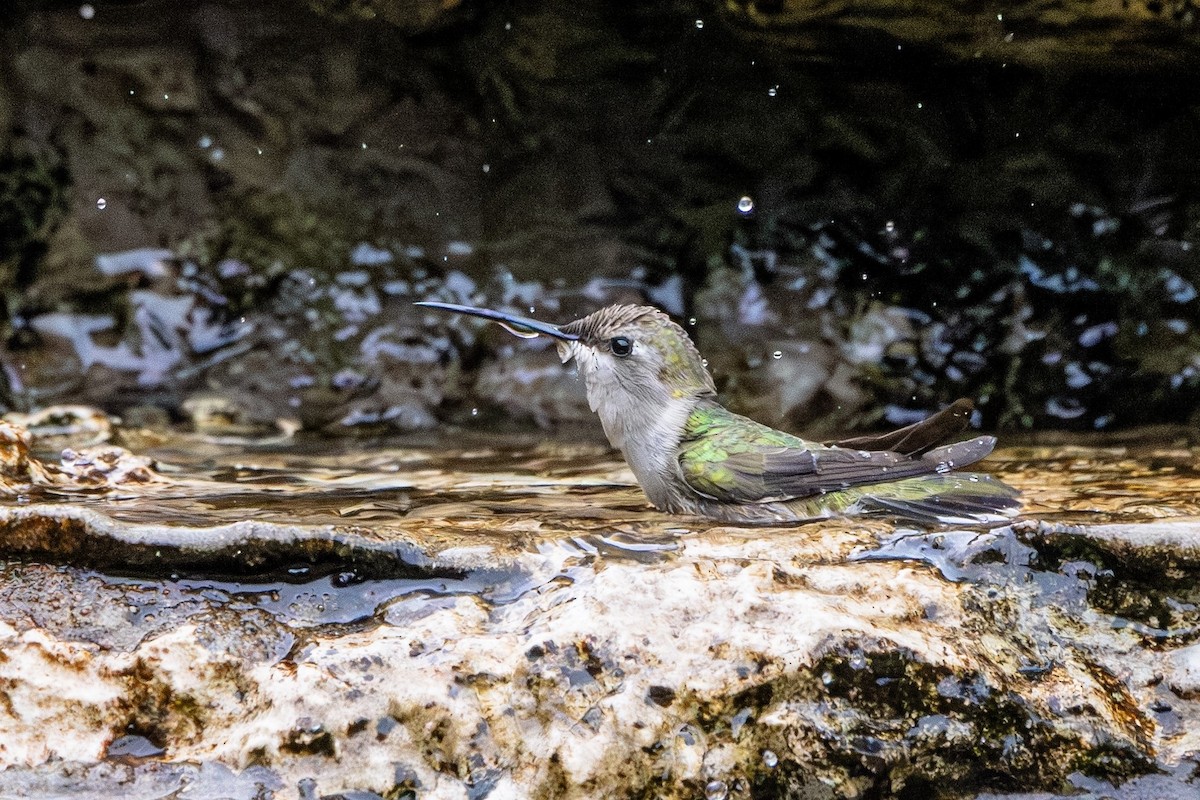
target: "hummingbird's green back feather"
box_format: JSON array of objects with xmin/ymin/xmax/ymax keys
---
[{"xmin": 676, "ymin": 401, "xmax": 1016, "ymax": 522}]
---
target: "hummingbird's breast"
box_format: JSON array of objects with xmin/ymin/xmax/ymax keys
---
[
  {"xmin": 568, "ymin": 344, "xmax": 698, "ymax": 508},
  {"xmin": 609, "ymin": 397, "xmax": 698, "ymax": 509}
]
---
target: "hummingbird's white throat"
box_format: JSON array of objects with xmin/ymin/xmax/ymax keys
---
[{"xmin": 559, "ymin": 339, "xmax": 698, "ymax": 508}]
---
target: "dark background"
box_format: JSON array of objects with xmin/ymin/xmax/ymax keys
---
[{"xmin": 2, "ymin": 0, "xmax": 1200, "ymax": 436}]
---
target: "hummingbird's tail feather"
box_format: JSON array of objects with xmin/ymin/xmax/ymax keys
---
[
  {"xmin": 920, "ymin": 435, "xmax": 998, "ymax": 471},
  {"xmin": 850, "ymin": 473, "xmax": 1020, "ymax": 526},
  {"xmin": 828, "ymin": 398, "xmax": 976, "ymax": 456}
]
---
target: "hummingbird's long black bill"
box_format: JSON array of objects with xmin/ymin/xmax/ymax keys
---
[{"xmin": 415, "ymin": 301, "xmax": 579, "ymax": 342}]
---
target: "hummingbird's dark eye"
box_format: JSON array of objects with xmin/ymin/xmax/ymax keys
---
[{"xmin": 609, "ymin": 336, "xmax": 633, "ymax": 357}]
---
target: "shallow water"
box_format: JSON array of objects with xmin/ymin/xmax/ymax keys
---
[
  {"xmin": 2, "ymin": 432, "xmax": 688, "ymax": 641},
  {"xmin": 6, "ymin": 430, "xmax": 1200, "ymax": 637}
]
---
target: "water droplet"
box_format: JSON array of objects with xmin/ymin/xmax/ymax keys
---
[
  {"xmin": 688, "ymin": 317, "xmax": 697, "ymax": 326},
  {"xmin": 917, "ymin": 102, "xmax": 923, "ymax": 109},
  {"xmin": 763, "ymin": 749, "xmax": 778, "ymax": 768},
  {"xmin": 705, "ymin": 781, "xmax": 728, "ymax": 800},
  {"xmin": 767, "ymin": 86, "xmax": 778, "ymax": 97},
  {"xmin": 504, "ymin": 21, "xmax": 512, "ymax": 30},
  {"xmin": 361, "ymin": 142, "xmax": 368, "ymax": 149},
  {"xmin": 96, "ymin": 198, "xmax": 107, "ymax": 210},
  {"xmin": 821, "ymin": 671, "xmax": 834, "ymax": 686},
  {"xmin": 496, "ymin": 322, "xmax": 539, "ymax": 340},
  {"xmin": 701, "ymin": 358, "xmax": 709, "ymax": 367},
  {"xmin": 470, "ymin": 407, "xmax": 479, "ymax": 417},
  {"xmin": 198, "ymin": 135, "xmax": 212, "ymax": 149},
  {"xmin": 885, "ymin": 220, "xmax": 895, "ymax": 233},
  {"xmin": 695, "ymin": 19, "xmax": 704, "ymax": 28},
  {"xmin": 737, "ymin": 196, "xmax": 754, "ymax": 214},
  {"xmin": 256, "ymin": 147, "xmax": 263, "ymax": 155},
  {"xmin": 79, "ymin": 4, "xmax": 95, "ymax": 19},
  {"xmin": 772, "ymin": 350, "xmax": 782, "ymax": 359},
  {"xmin": 482, "ymin": 163, "xmax": 490, "ymax": 173}
]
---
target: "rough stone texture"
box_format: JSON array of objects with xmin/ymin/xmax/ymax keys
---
[
  {"xmin": 0, "ymin": 522, "xmax": 1177, "ymax": 799},
  {"xmin": 0, "ymin": 425, "xmax": 1199, "ymax": 798},
  {"xmin": 723, "ymin": 0, "xmax": 1200, "ymax": 71}
]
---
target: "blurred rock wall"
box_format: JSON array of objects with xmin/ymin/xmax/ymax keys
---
[{"xmin": 1, "ymin": 0, "xmax": 1199, "ymax": 434}]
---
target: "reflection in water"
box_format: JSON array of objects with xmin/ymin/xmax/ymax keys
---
[
  {"xmin": 2, "ymin": 432, "xmax": 1200, "ymax": 646},
  {"xmin": 0, "ymin": 435, "xmax": 696, "ymax": 647}
]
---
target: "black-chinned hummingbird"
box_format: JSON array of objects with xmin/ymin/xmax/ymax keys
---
[{"xmin": 417, "ymin": 301, "xmax": 1018, "ymax": 525}]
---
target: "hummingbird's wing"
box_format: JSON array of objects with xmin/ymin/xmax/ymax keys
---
[{"xmin": 677, "ymin": 403, "xmax": 998, "ymax": 505}]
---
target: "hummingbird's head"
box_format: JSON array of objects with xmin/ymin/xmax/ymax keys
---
[
  {"xmin": 415, "ymin": 301, "xmax": 716, "ymax": 448},
  {"xmin": 556, "ymin": 305, "xmax": 717, "ymax": 406}
]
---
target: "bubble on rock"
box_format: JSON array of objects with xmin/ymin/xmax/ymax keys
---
[
  {"xmin": 105, "ymin": 735, "xmax": 165, "ymax": 760},
  {"xmin": 96, "ymin": 198, "xmax": 107, "ymax": 210},
  {"xmin": 79, "ymin": 4, "xmax": 95, "ymax": 19},
  {"xmin": 772, "ymin": 350, "xmax": 782, "ymax": 359},
  {"xmin": 695, "ymin": 19, "xmax": 704, "ymax": 28},
  {"xmin": 762, "ymin": 749, "xmax": 778, "ymax": 768},
  {"xmin": 768, "ymin": 86, "xmax": 778, "ymax": 97},
  {"xmin": 885, "ymin": 220, "xmax": 896, "ymax": 232},
  {"xmin": 705, "ymin": 780, "xmax": 728, "ymax": 800},
  {"xmin": 737, "ymin": 196, "xmax": 754, "ymax": 214}
]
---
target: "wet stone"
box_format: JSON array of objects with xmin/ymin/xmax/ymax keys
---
[
  {"xmin": 105, "ymin": 735, "xmax": 166, "ymax": 762},
  {"xmin": 0, "ymin": 430, "xmax": 1198, "ymax": 796}
]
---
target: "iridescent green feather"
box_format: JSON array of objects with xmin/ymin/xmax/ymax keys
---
[{"xmin": 677, "ymin": 402, "xmax": 1018, "ymax": 522}]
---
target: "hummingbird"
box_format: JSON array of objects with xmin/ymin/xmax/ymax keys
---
[{"xmin": 417, "ymin": 301, "xmax": 1019, "ymax": 525}]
